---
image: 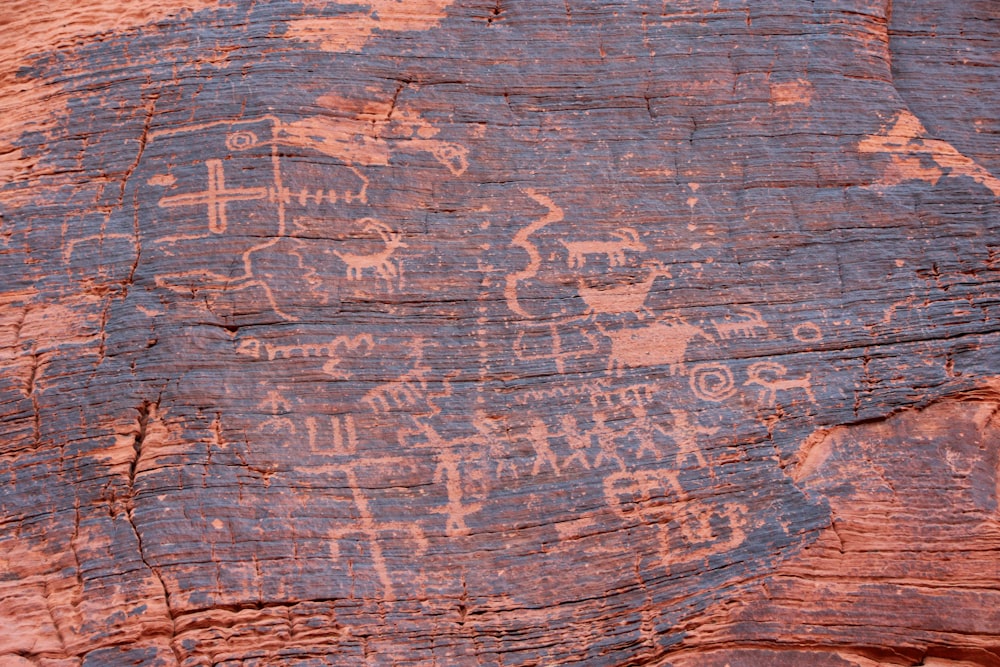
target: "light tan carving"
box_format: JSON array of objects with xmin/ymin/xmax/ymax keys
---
[
  {"xmin": 630, "ymin": 402, "xmax": 663, "ymax": 461},
  {"xmin": 711, "ymin": 306, "xmax": 768, "ymax": 340},
  {"xmin": 560, "ymin": 227, "xmax": 646, "ymax": 269},
  {"xmin": 688, "ymin": 363, "xmax": 737, "ymax": 402},
  {"xmin": 577, "ymin": 262, "xmax": 671, "ymax": 319},
  {"xmin": 150, "ymin": 119, "xmax": 310, "ymax": 320},
  {"xmin": 745, "ymin": 360, "xmax": 817, "ymax": 407},
  {"xmin": 365, "ymin": 381, "xmax": 422, "ymax": 414},
  {"xmin": 246, "ymin": 396, "xmax": 425, "ymax": 603},
  {"xmin": 590, "ymin": 411, "xmax": 626, "ymax": 472},
  {"xmin": 599, "ymin": 317, "xmax": 714, "ymax": 376},
  {"xmin": 505, "ymin": 190, "xmax": 564, "ymax": 318},
  {"xmin": 150, "ymin": 111, "xmax": 466, "ymax": 317},
  {"xmin": 258, "ymin": 390, "xmax": 297, "ymax": 438},
  {"xmin": 236, "ymin": 333, "xmax": 373, "ymax": 378},
  {"xmin": 666, "ymin": 500, "xmax": 746, "ymax": 563},
  {"xmin": 512, "ymin": 378, "xmax": 613, "ymax": 408},
  {"xmin": 159, "ymin": 158, "xmax": 268, "ymax": 234},
  {"xmin": 472, "ymin": 410, "xmax": 518, "ymax": 479},
  {"xmin": 792, "ymin": 321, "xmax": 823, "ymax": 343},
  {"xmin": 330, "ymin": 415, "xmax": 358, "ymax": 455},
  {"xmin": 329, "ymin": 465, "xmax": 427, "ymax": 602},
  {"xmin": 528, "ymin": 418, "xmax": 562, "ymax": 477},
  {"xmin": 63, "ymin": 233, "xmax": 138, "ymax": 263},
  {"xmin": 604, "ymin": 469, "xmax": 746, "ymax": 571},
  {"xmin": 406, "ymin": 139, "xmax": 469, "ymax": 176},
  {"xmin": 333, "ymin": 219, "xmax": 407, "ymax": 287},
  {"xmin": 514, "ymin": 321, "xmax": 601, "ymax": 375},
  {"xmin": 363, "ymin": 340, "xmax": 442, "ymax": 416},
  {"xmin": 659, "ymin": 409, "xmax": 717, "ymax": 470},
  {"xmin": 154, "ymin": 267, "xmax": 299, "ymax": 321},
  {"xmin": 280, "ymin": 107, "xmax": 467, "ymax": 178},
  {"xmin": 404, "ymin": 421, "xmax": 482, "ymax": 538},
  {"xmin": 559, "ymin": 415, "xmax": 591, "ymax": 471},
  {"xmin": 859, "ymin": 109, "xmax": 1000, "ymax": 196}
]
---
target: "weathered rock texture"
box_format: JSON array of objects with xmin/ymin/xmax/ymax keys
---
[{"xmin": 0, "ymin": 0, "xmax": 998, "ymax": 665}]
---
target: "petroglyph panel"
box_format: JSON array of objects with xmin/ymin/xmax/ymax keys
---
[{"xmin": 3, "ymin": 0, "xmax": 999, "ymax": 663}]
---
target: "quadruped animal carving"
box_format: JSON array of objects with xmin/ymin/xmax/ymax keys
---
[
  {"xmin": 333, "ymin": 218, "xmax": 407, "ymax": 287},
  {"xmin": 146, "ymin": 110, "xmax": 468, "ymax": 318},
  {"xmin": 599, "ymin": 317, "xmax": 714, "ymax": 376},
  {"xmin": 147, "ymin": 117, "xmax": 336, "ymax": 321},
  {"xmin": 577, "ymin": 262, "xmax": 672, "ymax": 319},
  {"xmin": 362, "ymin": 340, "xmax": 447, "ymax": 417},
  {"xmin": 858, "ymin": 109, "xmax": 1000, "ymax": 196},
  {"xmin": 406, "ymin": 139, "xmax": 469, "ymax": 176},
  {"xmin": 745, "ymin": 360, "xmax": 817, "ymax": 407},
  {"xmin": 711, "ymin": 306, "xmax": 769, "ymax": 340},
  {"xmin": 561, "ymin": 227, "xmax": 646, "ymax": 268}
]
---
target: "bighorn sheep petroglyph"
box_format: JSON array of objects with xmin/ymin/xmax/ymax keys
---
[{"xmin": 334, "ymin": 218, "xmax": 407, "ymax": 285}]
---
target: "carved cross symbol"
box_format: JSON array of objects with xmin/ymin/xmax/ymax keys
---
[{"xmin": 158, "ymin": 158, "xmax": 268, "ymax": 233}]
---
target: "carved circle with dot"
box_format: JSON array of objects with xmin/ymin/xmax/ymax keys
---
[{"xmin": 226, "ymin": 130, "xmax": 259, "ymax": 151}]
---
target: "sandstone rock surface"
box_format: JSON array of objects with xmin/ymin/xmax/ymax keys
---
[{"xmin": 0, "ymin": 1, "xmax": 998, "ymax": 665}]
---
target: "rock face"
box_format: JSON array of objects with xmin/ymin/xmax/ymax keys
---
[{"xmin": 0, "ymin": 1, "xmax": 998, "ymax": 665}]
